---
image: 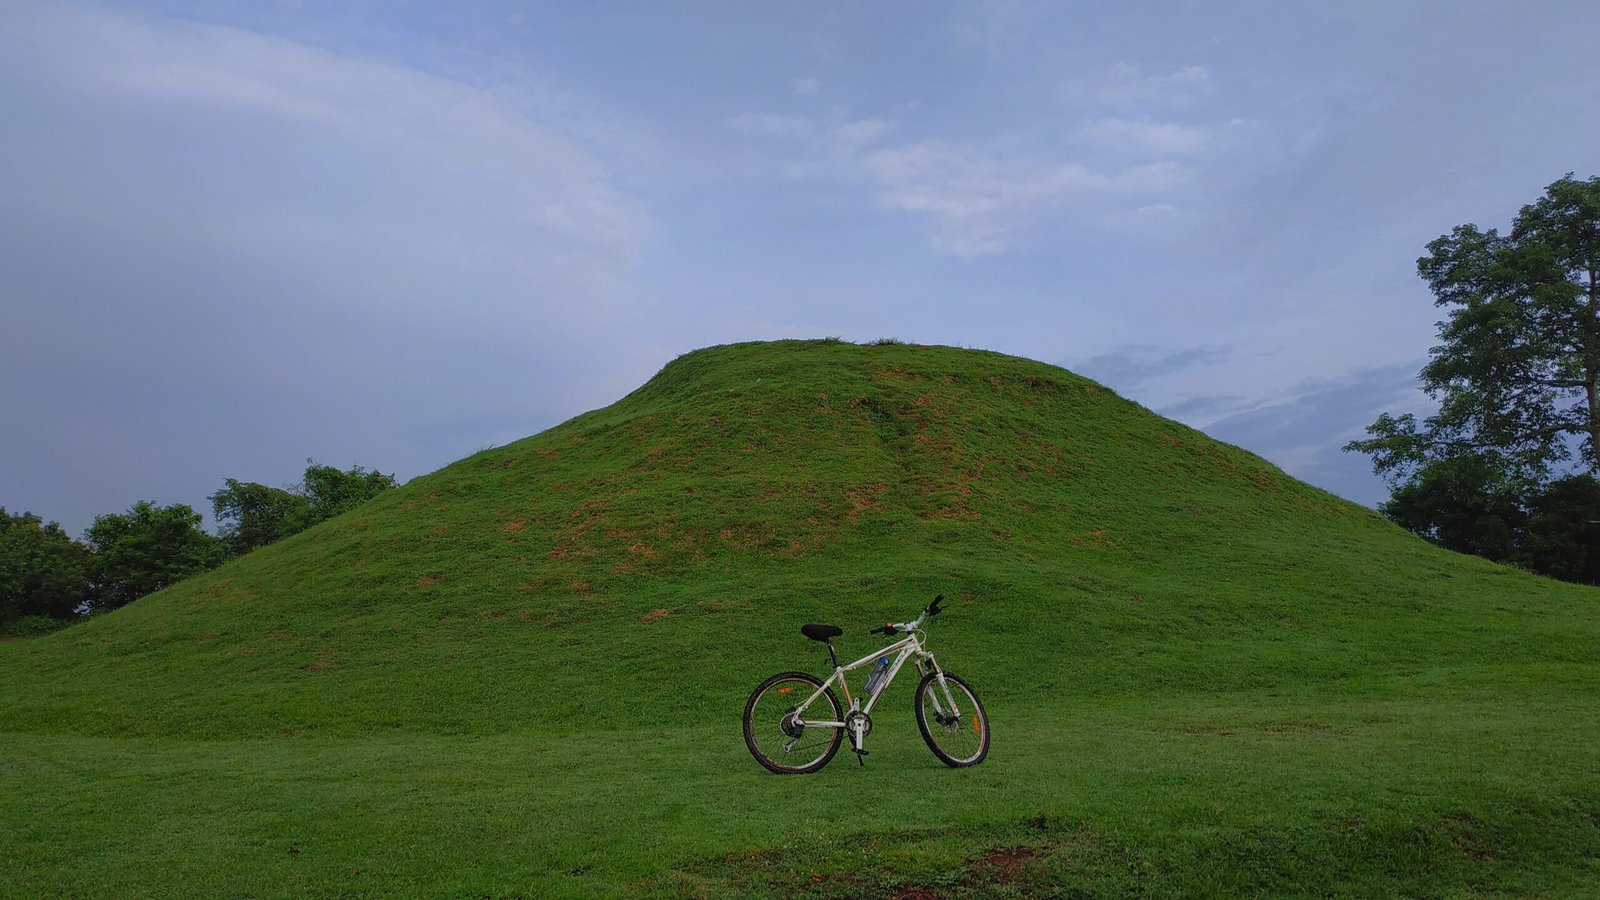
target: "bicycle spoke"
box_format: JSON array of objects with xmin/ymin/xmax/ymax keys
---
[
  {"xmin": 915, "ymin": 672, "xmax": 989, "ymax": 768},
  {"xmin": 744, "ymin": 673, "xmax": 843, "ymax": 773}
]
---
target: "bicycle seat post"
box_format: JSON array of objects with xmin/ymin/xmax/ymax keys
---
[{"xmin": 825, "ymin": 639, "xmax": 840, "ymax": 671}]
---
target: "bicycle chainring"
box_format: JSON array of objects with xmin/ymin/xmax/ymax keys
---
[{"xmin": 844, "ymin": 710, "xmax": 873, "ymax": 738}]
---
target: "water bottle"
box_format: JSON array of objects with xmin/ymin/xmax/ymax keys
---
[{"xmin": 864, "ymin": 657, "xmax": 891, "ymax": 696}]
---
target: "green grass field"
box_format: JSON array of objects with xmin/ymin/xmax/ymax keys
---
[{"xmin": 4, "ymin": 340, "xmax": 1598, "ymax": 896}]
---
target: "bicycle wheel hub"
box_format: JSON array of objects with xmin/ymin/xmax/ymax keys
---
[{"xmin": 779, "ymin": 708, "xmax": 805, "ymax": 739}]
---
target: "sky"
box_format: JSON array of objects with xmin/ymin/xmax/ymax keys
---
[{"xmin": 4, "ymin": 0, "xmax": 1597, "ymax": 537}]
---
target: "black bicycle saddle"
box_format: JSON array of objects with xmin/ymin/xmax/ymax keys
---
[{"xmin": 800, "ymin": 623, "xmax": 843, "ymax": 642}]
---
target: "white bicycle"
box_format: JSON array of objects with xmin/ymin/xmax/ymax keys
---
[{"xmin": 742, "ymin": 595, "xmax": 990, "ymax": 773}]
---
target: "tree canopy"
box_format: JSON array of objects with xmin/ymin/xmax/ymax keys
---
[
  {"xmin": 84, "ymin": 501, "xmax": 226, "ymax": 612},
  {"xmin": 1348, "ymin": 174, "xmax": 1600, "ymax": 585},
  {"xmin": 1348, "ymin": 174, "xmax": 1600, "ymax": 484},
  {"xmin": 210, "ymin": 479, "xmax": 309, "ymax": 557},
  {"xmin": 298, "ymin": 462, "xmax": 397, "ymax": 524},
  {"xmin": 211, "ymin": 461, "xmax": 396, "ymax": 556},
  {"xmin": 2, "ymin": 459, "xmax": 398, "ymax": 630},
  {"xmin": 0, "ymin": 508, "xmax": 91, "ymax": 621}
]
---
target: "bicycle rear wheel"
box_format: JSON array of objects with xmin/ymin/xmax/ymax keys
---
[
  {"xmin": 914, "ymin": 671, "xmax": 989, "ymax": 768},
  {"xmin": 743, "ymin": 672, "xmax": 842, "ymax": 774}
]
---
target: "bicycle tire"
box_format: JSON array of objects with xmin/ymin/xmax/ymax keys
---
[
  {"xmin": 743, "ymin": 671, "xmax": 843, "ymax": 774},
  {"xmin": 914, "ymin": 671, "xmax": 989, "ymax": 768}
]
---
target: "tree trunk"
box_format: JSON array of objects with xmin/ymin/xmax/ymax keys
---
[
  {"xmin": 1590, "ymin": 377, "xmax": 1600, "ymax": 474},
  {"xmin": 1592, "ymin": 264, "xmax": 1599, "ymax": 473}
]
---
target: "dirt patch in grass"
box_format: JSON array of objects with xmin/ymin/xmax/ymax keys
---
[
  {"xmin": 1069, "ymin": 529, "xmax": 1117, "ymax": 549},
  {"xmin": 890, "ymin": 845, "xmax": 1044, "ymax": 896},
  {"xmin": 639, "ymin": 608, "xmax": 675, "ymax": 624},
  {"xmin": 844, "ymin": 483, "xmax": 888, "ymax": 521},
  {"xmin": 975, "ymin": 845, "xmax": 1041, "ymax": 883}
]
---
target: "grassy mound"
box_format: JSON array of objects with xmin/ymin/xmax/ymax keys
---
[{"xmin": 4, "ymin": 339, "xmax": 1598, "ymax": 896}]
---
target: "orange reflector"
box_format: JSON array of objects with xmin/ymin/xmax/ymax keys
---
[
  {"xmin": 973, "ymin": 716, "xmax": 981, "ymax": 734},
  {"xmin": 776, "ymin": 687, "xmax": 794, "ymax": 694}
]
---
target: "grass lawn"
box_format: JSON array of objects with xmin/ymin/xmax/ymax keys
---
[
  {"xmin": 5, "ymin": 692, "xmax": 1597, "ymax": 896},
  {"xmin": 4, "ymin": 341, "xmax": 1598, "ymax": 896}
]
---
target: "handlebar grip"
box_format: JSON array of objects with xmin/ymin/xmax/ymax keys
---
[{"xmin": 927, "ymin": 594, "xmax": 945, "ymax": 616}]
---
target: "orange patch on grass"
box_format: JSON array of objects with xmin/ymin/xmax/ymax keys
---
[
  {"xmin": 1068, "ymin": 530, "xmax": 1117, "ymax": 549},
  {"xmin": 844, "ymin": 483, "xmax": 888, "ymax": 521},
  {"xmin": 639, "ymin": 608, "xmax": 675, "ymax": 624}
]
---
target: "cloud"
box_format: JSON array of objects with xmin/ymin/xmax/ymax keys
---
[
  {"xmin": 724, "ymin": 116, "xmax": 1190, "ymax": 257},
  {"xmin": 1079, "ymin": 118, "xmax": 1210, "ymax": 156},
  {"xmin": 1159, "ymin": 394, "xmax": 1249, "ymax": 420},
  {"xmin": 1194, "ymin": 364, "xmax": 1426, "ymax": 507},
  {"xmin": 858, "ymin": 145, "xmax": 1185, "ymax": 256},
  {"xmin": 727, "ymin": 112, "xmax": 815, "ymax": 139},
  {"xmin": 834, "ymin": 118, "xmax": 892, "ymax": 152},
  {"xmin": 1075, "ymin": 345, "xmax": 1231, "ymax": 390},
  {"xmin": 0, "ymin": 2, "xmax": 651, "ymax": 533},
  {"xmin": 727, "ymin": 89, "xmax": 1208, "ymax": 257},
  {"xmin": 790, "ymin": 77, "xmax": 820, "ymax": 96},
  {"xmin": 1065, "ymin": 63, "xmax": 1214, "ymax": 109}
]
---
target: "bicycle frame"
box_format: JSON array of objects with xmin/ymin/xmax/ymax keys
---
[{"xmin": 790, "ymin": 628, "xmax": 964, "ymax": 734}]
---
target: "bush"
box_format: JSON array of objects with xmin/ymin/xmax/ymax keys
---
[{"xmin": 0, "ymin": 614, "xmax": 75, "ymax": 638}]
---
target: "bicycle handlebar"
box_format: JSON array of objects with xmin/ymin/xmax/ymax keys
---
[{"xmin": 872, "ymin": 596, "xmax": 947, "ymax": 639}]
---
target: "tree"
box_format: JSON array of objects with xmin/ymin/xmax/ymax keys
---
[
  {"xmin": 0, "ymin": 508, "xmax": 92, "ymax": 621},
  {"xmin": 299, "ymin": 462, "xmax": 397, "ymax": 524},
  {"xmin": 1347, "ymin": 174, "xmax": 1600, "ymax": 585},
  {"xmin": 85, "ymin": 501, "xmax": 225, "ymax": 611},
  {"xmin": 209, "ymin": 461, "xmax": 396, "ymax": 558},
  {"xmin": 1348, "ymin": 174, "xmax": 1600, "ymax": 484},
  {"xmin": 1376, "ymin": 454, "xmax": 1526, "ymax": 563},
  {"xmin": 1519, "ymin": 475, "xmax": 1600, "ymax": 586},
  {"xmin": 210, "ymin": 479, "xmax": 310, "ymax": 556}
]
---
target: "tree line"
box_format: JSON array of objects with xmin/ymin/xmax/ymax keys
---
[
  {"xmin": 1347, "ymin": 173, "xmax": 1600, "ymax": 585},
  {"xmin": 1, "ymin": 462, "xmax": 395, "ymax": 632}
]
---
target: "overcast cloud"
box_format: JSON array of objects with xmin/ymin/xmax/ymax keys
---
[{"xmin": 4, "ymin": 0, "xmax": 1596, "ymax": 535}]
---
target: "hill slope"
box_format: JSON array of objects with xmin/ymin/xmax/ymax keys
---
[{"xmin": 4, "ymin": 339, "xmax": 1599, "ymax": 896}]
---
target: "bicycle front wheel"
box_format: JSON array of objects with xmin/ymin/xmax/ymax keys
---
[
  {"xmin": 914, "ymin": 671, "xmax": 989, "ymax": 768},
  {"xmin": 743, "ymin": 671, "xmax": 843, "ymax": 774}
]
